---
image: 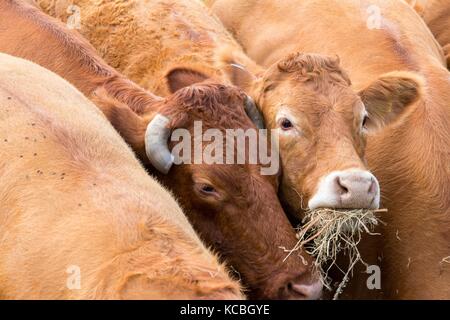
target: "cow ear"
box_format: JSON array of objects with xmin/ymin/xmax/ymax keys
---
[
  {"xmin": 166, "ymin": 68, "xmax": 209, "ymax": 93},
  {"xmin": 358, "ymin": 71, "xmax": 424, "ymax": 132},
  {"xmin": 92, "ymin": 88, "xmax": 149, "ymax": 159},
  {"xmin": 221, "ymin": 62, "xmax": 258, "ymax": 92},
  {"xmin": 215, "ymin": 47, "xmax": 265, "ymax": 94}
]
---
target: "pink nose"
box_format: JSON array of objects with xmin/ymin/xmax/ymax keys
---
[
  {"xmin": 308, "ymin": 170, "xmax": 380, "ymax": 210},
  {"xmin": 335, "ymin": 171, "xmax": 379, "ymax": 208}
]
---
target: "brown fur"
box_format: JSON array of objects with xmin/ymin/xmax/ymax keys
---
[
  {"xmin": 403, "ymin": 0, "xmax": 427, "ymax": 15},
  {"xmin": 37, "ymin": 0, "xmax": 244, "ymax": 95},
  {"xmin": 416, "ymin": 0, "xmax": 450, "ymax": 67},
  {"xmin": 37, "ymin": 0, "xmax": 435, "ymax": 299},
  {"xmin": 0, "ymin": 0, "xmax": 163, "ymax": 117},
  {"xmin": 210, "ymin": 0, "xmax": 450, "ymax": 299},
  {"xmin": 35, "ymin": 0, "xmax": 393, "ymax": 222},
  {"xmin": 23, "ymin": 0, "xmax": 321, "ymax": 298},
  {"xmin": 219, "ymin": 49, "xmax": 423, "ymax": 219},
  {"xmin": 0, "ymin": 52, "xmax": 242, "ymax": 299},
  {"xmin": 276, "ymin": 53, "xmax": 352, "ymax": 88}
]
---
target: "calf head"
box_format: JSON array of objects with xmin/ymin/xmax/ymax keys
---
[
  {"xmin": 94, "ymin": 79, "xmax": 322, "ymax": 299},
  {"xmin": 222, "ymin": 52, "xmax": 423, "ymax": 216}
]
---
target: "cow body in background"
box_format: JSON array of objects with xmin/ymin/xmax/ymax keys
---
[
  {"xmin": 210, "ymin": 0, "xmax": 450, "ymax": 299},
  {"xmin": 0, "ymin": 52, "xmax": 242, "ymax": 299},
  {"xmin": 37, "ymin": 0, "xmax": 260, "ymax": 96}
]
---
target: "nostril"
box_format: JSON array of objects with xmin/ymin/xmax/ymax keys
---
[
  {"xmin": 286, "ymin": 282, "xmax": 294, "ymax": 293},
  {"xmin": 368, "ymin": 178, "xmax": 377, "ymax": 195},
  {"xmin": 285, "ymin": 281, "xmax": 306, "ymax": 298},
  {"xmin": 335, "ymin": 176, "xmax": 349, "ymax": 194},
  {"xmin": 291, "ymin": 283, "xmax": 308, "ymax": 296}
]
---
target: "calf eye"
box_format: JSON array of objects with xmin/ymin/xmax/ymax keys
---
[{"xmin": 280, "ymin": 118, "xmax": 293, "ymax": 130}]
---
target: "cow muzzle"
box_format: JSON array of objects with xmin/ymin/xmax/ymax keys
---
[{"xmin": 308, "ymin": 169, "xmax": 380, "ymax": 210}]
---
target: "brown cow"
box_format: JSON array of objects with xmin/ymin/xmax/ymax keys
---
[
  {"xmin": 210, "ymin": 0, "xmax": 450, "ymax": 299},
  {"xmin": 0, "ymin": 52, "xmax": 242, "ymax": 299},
  {"xmin": 0, "ymin": 0, "xmax": 322, "ymax": 299},
  {"xmin": 36, "ymin": 0, "xmax": 410, "ymax": 218}
]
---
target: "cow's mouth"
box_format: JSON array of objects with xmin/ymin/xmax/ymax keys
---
[{"xmin": 283, "ymin": 207, "xmax": 387, "ymax": 299}]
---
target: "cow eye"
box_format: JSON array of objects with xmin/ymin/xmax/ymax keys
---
[
  {"xmin": 199, "ymin": 184, "xmax": 217, "ymax": 195},
  {"xmin": 362, "ymin": 115, "xmax": 369, "ymax": 129},
  {"xmin": 280, "ymin": 118, "xmax": 293, "ymax": 130}
]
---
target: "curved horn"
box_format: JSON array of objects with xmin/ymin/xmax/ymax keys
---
[
  {"xmin": 145, "ymin": 114, "xmax": 174, "ymax": 174},
  {"xmin": 244, "ymin": 96, "xmax": 265, "ymax": 129}
]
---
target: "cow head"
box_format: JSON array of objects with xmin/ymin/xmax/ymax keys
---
[
  {"xmin": 93, "ymin": 75, "xmax": 322, "ymax": 300},
  {"xmin": 221, "ymin": 52, "xmax": 423, "ymax": 216}
]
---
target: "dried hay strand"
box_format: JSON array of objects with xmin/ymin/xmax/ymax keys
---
[{"xmin": 282, "ymin": 208, "xmax": 387, "ymax": 299}]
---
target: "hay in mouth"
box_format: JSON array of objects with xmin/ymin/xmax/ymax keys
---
[{"xmin": 282, "ymin": 208, "xmax": 387, "ymax": 299}]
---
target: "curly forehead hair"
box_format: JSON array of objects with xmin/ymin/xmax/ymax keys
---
[
  {"xmin": 277, "ymin": 52, "xmax": 352, "ymax": 88},
  {"xmin": 162, "ymin": 82, "xmax": 254, "ymax": 129}
]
